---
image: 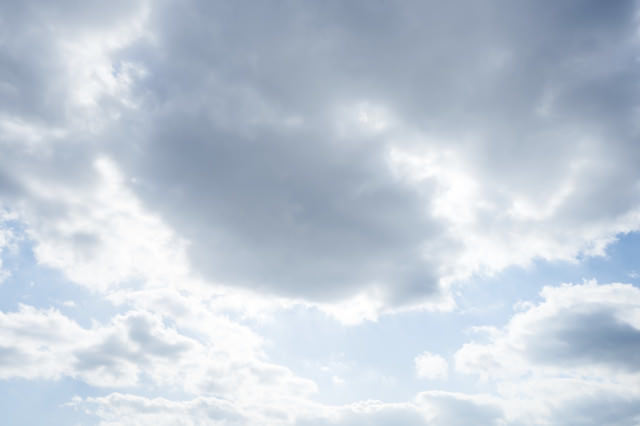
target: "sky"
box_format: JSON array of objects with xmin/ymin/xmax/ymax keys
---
[{"xmin": 1, "ymin": 0, "xmax": 640, "ymax": 425}]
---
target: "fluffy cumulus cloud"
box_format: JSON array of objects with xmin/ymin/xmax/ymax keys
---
[
  {"xmin": 455, "ymin": 281, "xmax": 640, "ymax": 425},
  {"xmin": 0, "ymin": 304, "xmax": 258, "ymax": 390},
  {"xmin": 0, "ymin": 300, "xmax": 319, "ymax": 424},
  {"xmin": 0, "ymin": 304, "xmax": 86, "ymax": 381},
  {"xmin": 414, "ymin": 351, "xmax": 448, "ymax": 381},
  {"xmin": 2, "ymin": 0, "xmax": 640, "ymax": 425}
]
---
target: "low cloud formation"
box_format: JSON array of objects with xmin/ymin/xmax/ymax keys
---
[
  {"xmin": 0, "ymin": 303, "xmax": 314, "ymax": 399},
  {"xmin": 456, "ymin": 281, "xmax": 640, "ymax": 425},
  {"xmin": 12, "ymin": 280, "xmax": 640, "ymax": 425},
  {"xmin": 456, "ymin": 281, "xmax": 640, "ymax": 376},
  {"xmin": 74, "ymin": 391, "xmax": 506, "ymax": 426},
  {"xmin": 71, "ymin": 393, "xmax": 248, "ymax": 426}
]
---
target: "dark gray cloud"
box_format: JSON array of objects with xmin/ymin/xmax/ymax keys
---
[
  {"xmin": 2, "ymin": 0, "xmax": 640, "ymax": 310},
  {"xmin": 549, "ymin": 390, "xmax": 640, "ymax": 426},
  {"xmin": 107, "ymin": 0, "xmax": 452, "ymax": 302},
  {"xmin": 106, "ymin": 0, "xmax": 640, "ymax": 305},
  {"xmin": 525, "ymin": 309, "xmax": 640, "ymax": 371}
]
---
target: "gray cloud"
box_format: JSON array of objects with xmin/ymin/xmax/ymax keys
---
[
  {"xmin": 74, "ymin": 312, "xmax": 193, "ymax": 381},
  {"xmin": 524, "ymin": 309, "xmax": 640, "ymax": 371},
  {"xmin": 456, "ymin": 282, "xmax": 640, "ymax": 374},
  {"xmin": 110, "ymin": 0, "xmax": 640, "ymax": 305},
  {"xmin": 455, "ymin": 281, "xmax": 640, "ymax": 425},
  {"xmin": 2, "ymin": 0, "xmax": 640, "ymax": 312},
  {"xmin": 549, "ymin": 389, "xmax": 640, "ymax": 426},
  {"xmin": 0, "ymin": 0, "xmax": 144, "ymax": 123},
  {"xmin": 416, "ymin": 392, "xmax": 504, "ymax": 426}
]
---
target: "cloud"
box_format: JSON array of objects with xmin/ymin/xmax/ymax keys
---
[
  {"xmin": 413, "ymin": 391, "xmax": 505, "ymax": 426},
  {"xmin": 0, "ymin": 0, "xmax": 639, "ymax": 315},
  {"xmin": 25, "ymin": 157, "xmax": 192, "ymax": 292},
  {"xmin": 2, "ymin": 0, "xmax": 640, "ymax": 331},
  {"xmin": 0, "ymin": 304, "xmax": 85, "ymax": 380},
  {"xmin": 414, "ymin": 351, "xmax": 448, "ymax": 380},
  {"xmin": 455, "ymin": 281, "xmax": 640, "ymax": 424},
  {"xmin": 0, "ymin": 0, "xmax": 147, "ymax": 122},
  {"xmin": 456, "ymin": 281, "xmax": 640, "ymax": 376},
  {"xmin": 25, "ymin": 280, "xmax": 640, "ymax": 425},
  {"xmin": 73, "ymin": 310, "xmax": 196, "ymax": 387},
  {"xmin": 2, "ymin": 3, "xmax": 640, "ymax": 425},
  {"xmin": 0, "ymin": 305, "xmax": 195, "ymax": 385},
  {"xmin": 74, "ymin": 391, "xmax": 506, "ymax": 426},
  {"xmin": 107, "ymin": 0, "xmax": 640, "ymax": 310},
  {"xmin": 71, "ymin": 393, "xmax": 248, "ymax": 426},
  {"xmin": 0, "ymin": 302, "xmax": 315, "ymax": 399},
  {"xmin": 0, "ymin": 212, "xmax": 19, "ymax": 283}
]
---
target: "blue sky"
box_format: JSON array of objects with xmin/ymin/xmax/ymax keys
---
[{"xmin": 2, "ymin": 1, "xmax": 640, "ymax": 425}]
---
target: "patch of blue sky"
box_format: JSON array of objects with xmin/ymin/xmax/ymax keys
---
[
  {"xmin": 261, "ymin": 301, "xmax": 497, "ymax": 404},
  {"xmin": 0, "ymin": 378, "xmax": 97, "ymax": 426},
  {"xmin": 259, "ymin": 231, "xmax": 640, "ymax": 405},
  {"xmin": 0, "ymin": 227, "xmax": 132, "ymax": 328},
  {"xmin": 456, "ymin": 231, "xmax": 640, "ymax": 324}
]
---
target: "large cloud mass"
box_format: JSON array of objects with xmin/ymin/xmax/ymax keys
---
[
  {"xmin": 1, "ymin": 0, "xmax": 640, "ymax": 311},
  {"xmin": 2, "ymin": 3, "xmax": 640, "ymax": 423}
]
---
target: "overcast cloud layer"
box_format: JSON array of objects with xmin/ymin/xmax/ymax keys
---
[{"xmin": 2, "ymin": 0, "xmax": 640, "ymax": 425}]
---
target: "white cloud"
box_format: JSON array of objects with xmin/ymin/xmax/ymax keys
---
[
  {"xmin": 0, "ymin": 305, "xmax": 195, "ymax": 385},
  {"xmin": 0, "ymin": 304, "xmax": 85, "ymax": 380},
  {"xmin": 48, "ymin": 279, "xmax": 640, "ymax": 426},
  {"xmin": 26, "ymin": 157, "xmax": 192, "ymax": 292},
  {"xmin": 414, "ymin": 391, "xmax": 505, "ymax": 426},
  {"xmin": 74, "ymin": 390, "xmax": 507, "ymax": 426},
  {"xmin": 456, "ymin": 280, "xmax": 640, "ymax": 377},
  {"xmin": 0, "ymin": 302, "xmax": 315, "ymax": 402},
  {"xmin": 70, "ymin": 393, "xmax": 248, "ymax": 426},
  {"xmin": 415, "ymin": 351, "xmax": 448, "ymax": 381},
  {"xmin": 455, "ymin": 281, "xmax": 640, "ymax": 424}
]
